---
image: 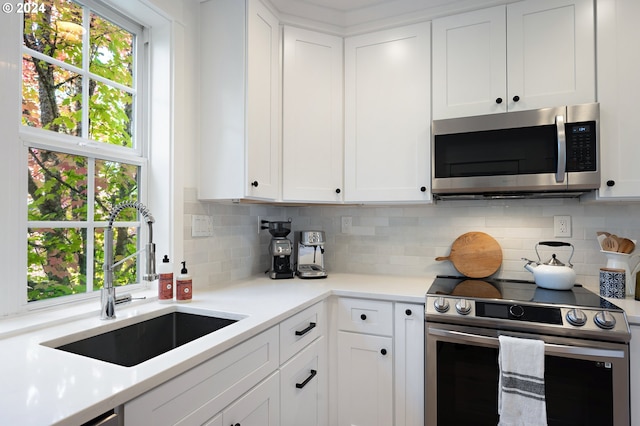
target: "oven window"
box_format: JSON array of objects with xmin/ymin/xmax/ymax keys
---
[{"xmin": 435, "ymin": 341, "xmax": 614, "ymax": 426}]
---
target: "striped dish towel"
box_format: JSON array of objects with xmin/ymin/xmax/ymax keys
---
[{"xmin": 498, "ymin": 335, "xmax": 548, "ymax": 426}]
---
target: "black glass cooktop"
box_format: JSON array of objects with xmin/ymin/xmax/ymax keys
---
[{"xmin": 427, "ymin": 275, "xmax": 622, "ymax": 311}]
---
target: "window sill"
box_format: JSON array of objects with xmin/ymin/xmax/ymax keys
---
[{"xmin": 0, "ymin": 287, "xmax": 157, "ymax": 340}]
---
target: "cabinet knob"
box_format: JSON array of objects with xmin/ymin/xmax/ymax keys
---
[
  {"xmin": 335, "ymin": 188, "xmax": 341, "ymax": 194},
  {"xmin": 495, "ymin": 97, "xmax": 503, "ymax": 104},
  {"xmin": 251, "ymin": 181, "xmax": 259, "ymax": 187},
  {"xmin": 380, "ymin": 348, "xmax": 387, "ymax": 355},
  {"xmin": 513, "ymin": 95, "xmax": 520, "ymax": 102},
  {"xmin": 360, "ymin": 314, "xmax": 367, "ymax": 321},
  {"xmin": 606, "ymin": 180, "xmax": 615, "ymax": 187},
  {"xmin": 405, "ymin": 309, "xmax": 412, "ymax": 316},
  {"xmin": 420, "ymin": 186, "xmax": 427, "ymax": 192}
]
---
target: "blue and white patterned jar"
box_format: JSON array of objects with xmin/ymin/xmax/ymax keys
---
[{"xmin": 599, "ymin": 268, "xmax": 626, "ymax": 299}]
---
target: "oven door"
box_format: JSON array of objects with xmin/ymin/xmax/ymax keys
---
[{"xmin": 425, "ymin": 322, "xmax": 630, "ymax": 426}]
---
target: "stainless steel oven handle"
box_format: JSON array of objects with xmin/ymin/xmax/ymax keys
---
[
  {"xmin": 555, "ymin": 114, "xmax": 566, "ymax": 183},
  {"xmin": 428, "ymin": 328, "xmax": 626, "ymax": 359}
]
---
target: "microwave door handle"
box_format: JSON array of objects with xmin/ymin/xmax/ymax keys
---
[{"xmin": 555, "ymin": 115, "xmax": 566, "ymax": 183}]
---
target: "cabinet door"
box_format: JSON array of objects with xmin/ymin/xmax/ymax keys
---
[
  {"xmin": 223, "ymin": 371, "xmax": 280, "ymax": 426},
  {"xmin": 631, "ymin": 325, "xmax": 640, "ymax": 426},
  {"xmin": 394, "ymin": 303, "xmax": 424, "ymax": 426},
  {"xmin": 246, "ymin": 0, "xmax": 280, "ymax": 200},
  {"xmin": 283, "ymin": 27, "xmax": 343, "ymax": 203},
  {"xmin": 344, "ymin": 22, "xmax": 431, "ymax": 203},
  {"xmin": 337, "ymin": 331, "xmax": 393, "ymax": 426},
  {"xmin": 281, "ymin": 337, "xmax": 327, "ymax": 426},
  {"xmin": 432, "ymin": 6, "xmax": 507, "ymax": 119},
  {"xmin": 596, "ymin": 0, "xmax": 640, "ymax": 199},
  {"xmin": 507, "ymin": 0, "xmax": 595, "ymax": 112}
]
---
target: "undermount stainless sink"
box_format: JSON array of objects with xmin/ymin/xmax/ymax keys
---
[{"xmin": 48, "ymin": 310, "xmax": 241, "ymax": 367}]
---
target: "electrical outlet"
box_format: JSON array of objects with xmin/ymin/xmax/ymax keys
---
[
  {"xmin": 554, "ymin": 215, "xmax": 571, "ymax": 237},
  {"xmin": 341, "ymin": 216, "xmax": 352, "ymax": 234}
]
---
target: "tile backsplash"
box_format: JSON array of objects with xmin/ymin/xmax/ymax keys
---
[{"xmin": 184, "ymin": 188, "xmax": 640, "ymax": 293}]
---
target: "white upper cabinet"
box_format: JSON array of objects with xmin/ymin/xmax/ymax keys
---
[
  {"xmin": 344, "ymin": 22, "xmax": 432, "ymax": 203},
  {"xmin": 432, "ymin": 6, "xmax": 507, "ymax": 119},
  {"xmin": 595, "ymin": 0, "xmax": 640, "ymax": 199},
  {"xmin": 198, "ymin": 0, "xmax": 280, "ymax": 201},
  {"xmin": 282, "ymin": 27, "xmax": 344, "ymax": 203},
  {"xmin": 432, "ymin": 0, "xmax": 595, "ymax": 119}
]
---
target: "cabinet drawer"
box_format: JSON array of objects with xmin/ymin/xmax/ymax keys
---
[
  {"xmin": 125, "ymin": 326, "xmax": 279, "ymax": 425},
  {"xmin": 337, "ymin": 298, "xmax": 393, "ymax": 336},
  {"xmin": 280, "ymin": 337, "xmax": 327, "ymax": 426},
  {"xmin": 280, "ymin": 301, "xmax": 325, "ymax": 363}
]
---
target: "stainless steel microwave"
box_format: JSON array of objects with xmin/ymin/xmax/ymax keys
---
[{"xmin": 431, "ymin": 103, "xmax": 600, "ymax": 200}]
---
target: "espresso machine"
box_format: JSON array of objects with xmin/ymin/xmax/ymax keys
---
[
  {"xmin": 261, "ymin": 220, "xmax": 294, "ymax": 279},
  {"xmin": 296, "ymin": 231, "xmax": 327, "ymax": 279}
]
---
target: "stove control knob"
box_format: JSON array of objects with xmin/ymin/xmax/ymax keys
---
[
  {"xmin": 455, "ymin": 299, "xmax": 472, "ymax": 315},
  {"xmin": 566, "ymin": 309, "xmax": 587, "ymax": 327},
  {"xmin": 594, "ymin": 311, "xmax": 616, "ymax": 330},
  {"xmin": 434, "ymin": 297, "xmax": 450, "ymax": 313}
]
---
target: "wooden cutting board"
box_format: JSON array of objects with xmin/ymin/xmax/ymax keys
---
[{"xmin": 435, "ymin": 232, "xmax": 502, "ymax": 278}]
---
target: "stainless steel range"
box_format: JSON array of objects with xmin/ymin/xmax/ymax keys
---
[{"xmin": 425, "ymin": 275, "xmax": 631, "ymax": 426}]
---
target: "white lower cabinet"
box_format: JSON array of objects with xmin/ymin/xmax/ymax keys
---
[
  {"xmin": 337, "ymin": 331, "xmax": 393, "ymax": 426},
  {"xmin": 631, "ymin": 325, "xmax": 639, "ymax": 426},
  {"xmin": 334, "ymin": 297, "xmax": 425, "ymax": 426},
  {"xmin": 124, "ymin": 298, "xmax": 424, "ymax": 426},
  {"xmin": 394, "ymin": 303, "xmax": 424, "ymax": 426}
]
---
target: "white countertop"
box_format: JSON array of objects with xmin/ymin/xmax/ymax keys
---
[
  {"xmin": 0, "ymin": 273, "xmax": 638, "ymax": 426},
  {"xmin": 0, "ymin": 273, "xmax": 428, "ymax": 426}
]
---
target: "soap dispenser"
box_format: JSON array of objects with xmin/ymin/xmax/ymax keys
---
[
  {"xmin": 176, "ymin": 261, "xmax": 192, "ymax": 303},
  {"xmin": 158, "ymin": 254, "xmax": 174, "ymax": 303}
]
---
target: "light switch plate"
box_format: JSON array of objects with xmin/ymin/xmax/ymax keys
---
[{"xmin": 192, "ymin": 214, "xmax": 214, "ymax": 237}]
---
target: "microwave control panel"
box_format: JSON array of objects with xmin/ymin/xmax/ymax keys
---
[{"xmin": 566, "ymin": 121, "xmax": 597, "ymax": 172}]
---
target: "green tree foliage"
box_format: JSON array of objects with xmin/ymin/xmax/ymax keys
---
[{"xmin": 23, "ymin": 0, "xmax": 140, "ymax": 301}]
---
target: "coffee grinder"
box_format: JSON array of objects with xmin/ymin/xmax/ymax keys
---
[
  {"xmin": 261, "ymin": 219, "xmax": 295, "ymax": 279},
  {"xmin": 296, "ymin": 231, "xmax": 328, "ymax": 279}
]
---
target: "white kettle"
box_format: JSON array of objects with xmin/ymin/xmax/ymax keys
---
[{"xmin": 523, "ymin": 241, "xmax": 576, "ymax": 291}]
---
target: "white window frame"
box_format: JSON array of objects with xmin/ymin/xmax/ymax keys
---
[{"xmin": 0, "ymin": 0, "xmax": 175, "ymax": 317}]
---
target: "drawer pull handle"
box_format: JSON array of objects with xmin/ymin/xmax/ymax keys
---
[
  {"xmin": 360, "ymin": 314, "xmax": 367, "ymax": 321},
  {"xmin": 295, "ymin": 322, "xmax": 317, "ymax": 336},
  {"xmin": 296, "ymin": 369, "xmax": 318, "ymax": 389},
  {"xmin": 381, "ymin": 348, "xmax": 387, "ymax": 356}
]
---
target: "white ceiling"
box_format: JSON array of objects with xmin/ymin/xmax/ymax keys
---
[{"xmin": 269, "ymin": 0, "xmax": 506, "ymax": 34}]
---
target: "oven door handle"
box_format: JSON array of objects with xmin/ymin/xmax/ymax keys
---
[{"xmin": 428, "ymin": 328, "xmax": 626, "ymax": 359}]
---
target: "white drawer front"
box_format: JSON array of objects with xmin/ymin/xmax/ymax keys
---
[
  {"xmin": 280, "ymin": 337, "xmax": 327, "ymax": 426},
  {"xmin": 279, "ymin": 301, "xmax": 325, "ymax": 363},
  {"xmin": 125, "ymin": 326, "xmax": 279, "ymax": 426},
  {"xmin": 337, "ymin": 298, "xmax": 393, "ymax": 336}
]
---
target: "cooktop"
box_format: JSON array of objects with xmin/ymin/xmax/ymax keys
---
[
  {"xmin": 427, "ymin": 275, "xmax": 622, "ymax": 311},
  {"xmin": 425, "ymin": 276, "xmax": 630, "ymax": 342}
]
